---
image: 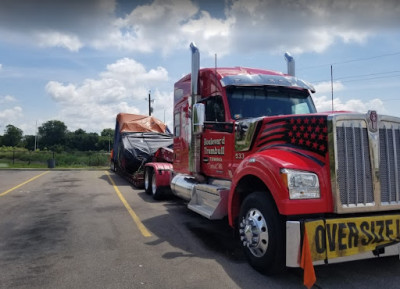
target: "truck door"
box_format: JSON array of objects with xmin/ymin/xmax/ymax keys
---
[
  {"xmin": 200, "ymin": 95, "xmax": 234, "ymax": 179},
  {"xmin": 173, "ymin": 102, "xmax": 191, "ymax": 175}
]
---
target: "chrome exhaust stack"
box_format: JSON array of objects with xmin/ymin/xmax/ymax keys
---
[
  {"xmin": 189, "ymin": 42, "xmax": 201, "ymax": 176},
  {"xmin": 284, "ymin": 52, "xmax": 295, "ymax": 76},
  {"xmin": 190, "ymin": 42, "xmax": 200, "ymax": 102}
]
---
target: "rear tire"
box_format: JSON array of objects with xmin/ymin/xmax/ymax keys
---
[
  {"xmin": 238, "ymin": 191, "xmax": 285, "ymax": 275},
  {"xmin": 144, "ymin": 168, "xmax": 153, "ymax": 195},
  {"xmin": 110, "ymin": 161, "xmax": 116, "ymax": 172},
  {"xmin": 151, "ymin": 170, "xmax": 163, "ymax": 200}
]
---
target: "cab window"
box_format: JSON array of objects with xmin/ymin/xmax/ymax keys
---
[
  {"xmin": 204, "ymin": 96, "xmax": 225, "ymax": 122},
  {"xmin": 174, "ymin": 111, "xmax": 181, "ymax": 136}
]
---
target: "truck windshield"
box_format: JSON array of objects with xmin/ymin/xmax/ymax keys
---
[{"xmin": 226, "ymin": 86, "xmax": 316, "ymax": 120}]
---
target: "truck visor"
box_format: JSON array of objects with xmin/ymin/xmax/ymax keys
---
[{"xmin": 220, "ymin": 74, "xmax": 315, "ymax": 93}]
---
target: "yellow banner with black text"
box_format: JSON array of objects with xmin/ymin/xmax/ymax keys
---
[{"xmin": 305, "ymin": 214, "xmax": 400, "ymax": 261}]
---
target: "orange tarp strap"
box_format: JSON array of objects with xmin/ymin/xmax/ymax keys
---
[{"xmin": 300, "ymin": 227, "xmax": 316, "ymax": 289}]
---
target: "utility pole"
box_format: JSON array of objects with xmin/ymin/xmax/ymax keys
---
[
  {"xmin": 147, "ymin": 90, "xmax": 154, "ymax": 116},
  {"xmin": 331, "ymin": 65, "xmax": 334, "ymax": 111},
  {"xmin": 34, "ymin": 120, "xmax": 37, "ymax": 151},
  {"xmin": 148, "ymin": 90, "xmax": 152, "ymax": 116}
]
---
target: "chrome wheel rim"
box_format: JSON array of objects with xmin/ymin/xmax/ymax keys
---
[{"xmin": 239, "ymin": 208, "xmax": 269, "ymax": 257}]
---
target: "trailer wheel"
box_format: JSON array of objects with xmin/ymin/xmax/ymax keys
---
[
  {"xmin": 151, "ymin": 170, "xmax": 163, "ymax": 200},
  {"xmin": 238, "ymin": 191, "xmax": 285, "ymax": 275},
  {"xmin": 110, "ymin": 161, "xmax": 116, "ymax": 172},
  {"xmin": 144, "ymin": 168, "xmax": 153, "ymax": 195}
]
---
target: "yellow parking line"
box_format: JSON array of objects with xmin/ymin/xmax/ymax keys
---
[
  {"xmin": 105, "ymin": 171, "xmax": 152, "ymax": 237},
  {"xmin": 0, "ymin": 171, "xmax": 50, "ymax": 197}
]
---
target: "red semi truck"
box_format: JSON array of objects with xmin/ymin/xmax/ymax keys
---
[{"xmin": 144, "ymin": 43, "xmax": 400, "ymax": 275}]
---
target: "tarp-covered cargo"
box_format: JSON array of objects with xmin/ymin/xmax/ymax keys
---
[
  {"xmin": 117, "ymin": 113, "xmax": 168, "ymax": 134},
  {"xmin": 112, "ymin": 113, "xmax": 172, "ymax": 174}
]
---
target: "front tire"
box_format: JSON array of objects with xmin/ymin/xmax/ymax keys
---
[{"xmin": 238, "ymin": 191, "xmax": 285, "ymax": 275}]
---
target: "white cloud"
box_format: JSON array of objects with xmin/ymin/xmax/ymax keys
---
[
  {"xmin": 313, "ymin": 94, "xmax": 387, "ymax": 114},
  {"xmin": 150, "ymin": 89, "xmax": 174, "ymax": 130},
  {"xmin": 0, "ymin": 0, "xmax": 116, "ymax": 52},
  {"xmin": 93, "ymin": 0, "xmax": 201, "ymax": 54},
  {"xmin": 0, "ymin": 106, "xmax": 23, "ymax": 122},
  {"xmin": 225, "ymin": 0, "xmax": 400, "ymax": 55},
  {"xmin": 0, "ymin": 95, "xmax": 17, "ymax": 104},
  {"xmin": 0, "ymin": 96, "xmax": 25, "ymax": 134},
  {"xmin": 35, "ymin": 31, "xmax": 83, "ymax": 52},
  {"xmin": 45, "ymin": 82, "xmax": 79, "ymax": 102},
  {"xmin": 314, "ymin": 81, "xmax": 345, "ymax": 94},
  {"xmin": 45, "ymin": 57, "xmax": 170, "ymax": 132},
  {"xmin": 180, "ymin": 10, "xmax": 234, "ymax": 57},
  {"xmin": 313, "ymin": 80, "xmax": 387, "ymax": 114},
  {"xmin": 0, "ymin": 0, "xmax": 399, "ymax": 55},
  {"xmin": 86, "ymin": 0, "xmax": 400, "ymax": 56},
  {"xmin": 101, "ymin": 58, "xmax": 168, "ymax": 85}
]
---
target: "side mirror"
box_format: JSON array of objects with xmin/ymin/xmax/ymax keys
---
[{"xmin": 193, "ymin": 103, "xmax": 205, "ymax": 134}]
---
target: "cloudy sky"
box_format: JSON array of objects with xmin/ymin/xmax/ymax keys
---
[{"xmin": 1, "ymin": 0, "xmax": 400, "ymax": 135}]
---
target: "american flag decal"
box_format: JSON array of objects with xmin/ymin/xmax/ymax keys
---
[{"xmin": 256, "ymin": 116, "xmax": 328, "ymax": 157}]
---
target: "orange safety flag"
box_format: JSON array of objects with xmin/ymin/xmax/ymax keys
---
[{"xmin": 300, "ymin": 227, "xmax": 316, "ymax": 289}]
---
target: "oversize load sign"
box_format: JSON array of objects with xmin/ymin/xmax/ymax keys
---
[{"xmin": 305, "ymin": 215, "xmax": 400, "ymax": 261}]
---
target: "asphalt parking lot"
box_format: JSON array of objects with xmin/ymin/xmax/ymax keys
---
[{"xmin": 1, "ymin": 170, "xmax": 400, "ymax": 289}]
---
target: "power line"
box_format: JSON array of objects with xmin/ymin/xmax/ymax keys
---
[
  {"xmin": 311, "ymin": 70, "xmax": 400, "ymax": 83},
  {"xmin": 332, "ymin": 51, "xmax": 400, "ymax": 66},
  {"xmin": 336, "ymin": 70, "xmax": 400, "ymax": 81},
  {"xmin": 380, "ymin": 98, "xmax": 400, "ymax": 102},
  {"xmin": 340, "ymin": 73, "xmax": 400, "ymax": 84},
  {"xmin": 299, "ymin": 51, "xmax": 400, "ymax": 71}
]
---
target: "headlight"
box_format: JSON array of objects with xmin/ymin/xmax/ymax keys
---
[{"xmin": 280, "ymin": 169, "xmax": 320, "ymax": 199}]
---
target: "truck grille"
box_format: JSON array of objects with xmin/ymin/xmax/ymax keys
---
[
  {"xmin": 336, "ymin": 124, "xmax": 374, "ymax": 206},
  {"xmin": 379, "ymin": 123, "xmax": 400, "ymax": 204},
  {"xmin": 332, "ymin": 114, "xmax": 400, "ymax": 212}
]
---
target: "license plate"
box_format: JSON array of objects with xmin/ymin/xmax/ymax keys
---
[{"xmin": 305, "ymin": 214, "xmax": 400, "ymax": 261}]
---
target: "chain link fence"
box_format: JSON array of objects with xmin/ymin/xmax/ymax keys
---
[{"xmin": 0, "ymin": 149, "xmax": 110, "ymax": 168}]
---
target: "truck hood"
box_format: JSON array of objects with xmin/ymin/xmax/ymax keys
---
[
  {"xmin": 246, "ymin": 113, "xmax": 334, "ymax": 167},
  {"xmin": 259, "ymin": 114, "xmax": 329, "ymax": 161}
]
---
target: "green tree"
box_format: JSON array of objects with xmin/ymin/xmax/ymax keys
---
[
  {"xmin": 85, "ymin": 132, "xmax": 99, "ymax": 151},
  {"xmin": 3, "ymin": 124, "xmax": 23, "ymax": 147},
  {"xmin": 98, "ymin": 128, "xmax": 114, "ymax": 151},
  {"xmin": 66, "ymin": 129, "xmax": 99, "ymax": 151},
  {"xmin": 38, "ymin": 120, "xmax": 67, "ymax": 150},
  {"xmin": 23, "ymin": 135, "xmax": 36, "ymax": 151},
  {"xmin": 66, "ymin": 129, "xmax": 84, "ymax": 151},
  {"xmin": 101, "ymin": 128, "xmax": 114, "ymax": 137}
]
